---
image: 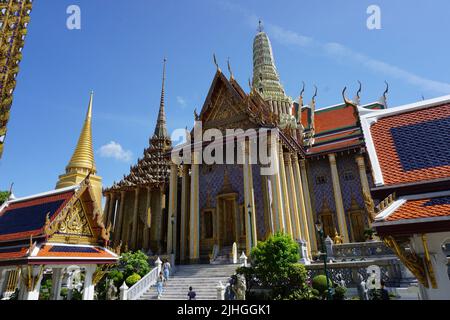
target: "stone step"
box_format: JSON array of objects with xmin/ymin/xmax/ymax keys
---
[{"xmin": 138, "ymin": 264, "xmax": 238, "ymax": 300}]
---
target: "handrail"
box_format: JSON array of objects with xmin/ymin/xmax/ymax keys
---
[{"xmin": 126, "ymin": 266, "xmax": 159, "ymax": 300}]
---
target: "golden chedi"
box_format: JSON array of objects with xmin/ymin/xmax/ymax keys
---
[{"xmin": 56, "ymin": 92, "xmax": 102, "ymax": 208}]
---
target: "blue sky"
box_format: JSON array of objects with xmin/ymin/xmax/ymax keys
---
[{"xmin": 2, "ymin": 0, "xmax": 450, "ymax": 200}]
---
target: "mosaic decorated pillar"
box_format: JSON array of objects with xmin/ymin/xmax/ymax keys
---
[
  {"xmin": 328, "ymin": 153, "xmax": 349, "ymax": 243},
  {"xmin": 242, "ymin": 140, "xmax": 257, "ymax": 254},
  {"xmin": 269, "ymin": 140, "xmax": 285, "ymax": 232},
  {"xmin": 285, "ymin": 153, "xmax": 301, "ymax": 240},
  {"xmin": 279, "ymin": 147, "xmax": 293, "ymax": 236},
  {"xmin": 355, "ymin": 155, "xmax": 370, "ymax": 194},
  {"xmin": 180, "ymin": 165, "xmax": 190, "ymax": 261},
  {"xmin": 114, "ymin": 190, "xmax": 126, "ymax": 244},
  {"xmin": 189, "ymin": 151, "xmax": 200, "ymax": 262},
  {"xmin": 106, "ymin": 193, "xmax": 116, "ymax": 228},
  {"xmin": 143, "ymin": 186, "xmax": 151, "ymax": 250},
  {"xmin": 131, "ymin": 187, "xmax": 140, "ymax": 249},
  {"xmin": 167, "ymin": 163, "xmax": 178, "ymax": 255},
  {"xmin": 299, "ymin": 160, "xmax": 318, "ymax": 252},
  {"xmin": 103, "ymin": 193, "xmax": 111, "ymax": 225},
  {"xmin": 292, "ymin": 156, "xmax": 311, "ymax": 254}
]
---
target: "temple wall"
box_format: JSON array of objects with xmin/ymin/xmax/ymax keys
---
[
  {"xmin": 252, "ymin": 164, "xmax": 267, "ymax": 240},
  {"xmin": 307, "ymin": 158, "xmax": 337, "ymax": 221},
  {"xmin": 199, "ymin": 164, "xmax": 244, "ymax": 210}
]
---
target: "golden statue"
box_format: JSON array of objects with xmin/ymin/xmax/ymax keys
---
[
  {"xmin": 363, "ymin": 191, "xmax": 376, "ymax": 223},
  {"xmin": 333, "ymin": 228, "xmax": 343, "ymax": 244}
]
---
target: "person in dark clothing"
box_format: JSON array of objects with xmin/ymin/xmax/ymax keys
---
[
  {"xmin": 187, "ymin": 286, "xmax": 196, "ymax": 300},
  {"xmin": 379, "ymin": 280, "xmax": 390, "ymax": 300}
]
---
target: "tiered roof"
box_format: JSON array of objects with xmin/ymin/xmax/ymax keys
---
[
  {"xmin": 0, "ymin": 180, "xmax": 118, "ymax": 266},
  {"xmin": 361, "ymin": 95, "xmax": 450, "ymax": 231},
  {"xmin": 105, "ymin": 60, "xmax": 172, "ymax": 193},
  {"xmin": 299, "ymin": 101, "xmax": 385, "ymax": 155}
]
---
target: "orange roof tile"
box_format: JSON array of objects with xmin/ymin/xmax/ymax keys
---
[
  {"xmin": 0, "ymin": 246, "xmax": 29, "ymax": 260},
  {"xmin": 386, "ymin": 196, "xmax": 450, "ymax": 222},
  {"xmin": 37, "ymin": 245, "xmax": 116, "ymax": 258},
  {"xmin": 370, "ymin": 104, "xmax": 450, "ymax": 186},
  {"xmin": 308, "ymin": 137, "xmax": 362, "ymax": 154}
]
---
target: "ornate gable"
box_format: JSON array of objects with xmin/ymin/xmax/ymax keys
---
[
  {"xmin": 57, "ymin": 200, "xmax": 93, "ymax": 238},
  {"xmin": 200, "ymin": 71, "xmax": 256, "ymax": 131},
  {"xmin": 46, "ymin": 178, "xmax": 111, "ymax": 246}
]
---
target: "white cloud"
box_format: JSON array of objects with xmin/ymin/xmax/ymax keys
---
[
  {"xmin": 98, "ymin": 141, "xmax": 132, "ymax": 162},
  {"xmin": 217, "ymin": 1, "xmax": 450, "ymax": 95},
  {"xmin": 266, "ymin": 23, "xmax": 450, "ymax": 95},
  {"xmin": 177, "ymin": 96, "xmax": 187, "ymax": 108}
]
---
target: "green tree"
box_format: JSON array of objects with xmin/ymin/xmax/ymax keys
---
[
  {"xmin": 237, "ymin": 233, "xmax": 314, "ymax": 300},
  {"xmin": 119, "ymin": 250, "xmax": 150, "ymax": 279},
  {"xmin": 96, "ymin": 250, "xmax": 150, "ymax": 299},
  {"xmin": 0, "ymin": 191, "xmax": 9, "ymax": 205}
]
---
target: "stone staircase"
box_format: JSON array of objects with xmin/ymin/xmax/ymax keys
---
[
  {"xmin": 210, "ymin": 246, "xmax": 233, "ymax": 265},
  {"xmin": 139, "ymin": 264, "xmax": 238, "ymax": 300}
]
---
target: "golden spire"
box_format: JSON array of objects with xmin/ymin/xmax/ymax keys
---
[{"xmin": 66, "ymin": 91, "xmax": 96, "ymax": 173}]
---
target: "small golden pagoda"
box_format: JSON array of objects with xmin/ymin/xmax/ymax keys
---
[{"xmin": 56, "ymin": 92, "xmax": 103, "ymax": 208}]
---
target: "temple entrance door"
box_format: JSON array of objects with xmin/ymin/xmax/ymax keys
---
[
  {"xmin": 223, "ymin": 199, "xmax": 235, "ymax": 246},
  {"xmin": 319, "ymin": 213, "xmax": 335, "ymax": 239},
  {"xmin": 216, "ymin": 194, "xmax": 238, "ymax": 248},
  {"xmin": 349, "ymin": 211, "xmax": 365, "ymax": 242}
]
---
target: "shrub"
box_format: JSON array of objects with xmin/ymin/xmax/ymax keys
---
[
  {"xmin": 236, "ymin": 233, "xmax": 313, "ymax": 300},
  {"xmin": 312, "ymin": 275, "xmax": 330, "ymax": 295},
  {"xmin": 250, "ymin": 232, "xmax": 299, "ymax": 288},
  {"xmin": 108, "ymin": 269, "xmax": 124, "ymax": 288},
  {"xmin": 119, "ymin": 250, "xmax": 150, "ymax": 278},
  {"xmin": 333, "ymin": 285, "xmax": 347, "ymax": 300},
  {"xmin": 125, "ymin": 273, "xmax": 141, "ymax": 287},
  {"xmin": 60, "ymin": 288, "xmax": 68, "ymax": 300},
  {"xmin": 39, "ymin": 278, "xmax": 53, "ymax": 300}
]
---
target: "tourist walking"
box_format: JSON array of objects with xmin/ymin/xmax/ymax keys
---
[
  {"xmin": 187, "ymin": 286, "xmax": 196, "ymax": 300},
  {"xmin": 156, "ymin": 271, "xmax": 164, "ymax": 299},
  {"xmin": 163, "ymin": 259, "xmax": 171, "ymax": 281}
]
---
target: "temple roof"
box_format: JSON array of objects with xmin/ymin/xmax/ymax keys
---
[
  {"xmin": 0, "ymin": 243, "xmax": 117, "ymax": 266},
  {"xmin": 105, "ymin": 60, "xmax": 172, "ymax": 192},
  {"xmin": 299, "ymin": 101, "xmax": 385, "ymax": 155},
  {"xmin": 0, "ymin": 180, "xmax": 117, "ymax": 266},
  {"xmin": 0, "ymin": 186, "xmax": 76, "ymax": 242},
  {"xmin": 373, "ymin": 191, "xmax": 450, "ymax": 235},
  {"xmin": 361, "ymin": 95, "xmax": 450, "ymax": 188}
]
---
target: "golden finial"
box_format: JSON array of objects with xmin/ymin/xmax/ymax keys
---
[
  {"xmin": 342, "ymin": 86, "xmax": 356, "ymax": 106},
  {"xmin": 65, "ymin": 91, "xmax": 96, "ymax": 173},
  {"xmin": 309, "ymin": 85, "xmax": 317, "ymax": 129},
  {"xmin": 213, "ymin": 53, "xmax": 221, "ymax": 72},
  {"xmin": 354, "ymin": 80, "xmax": 362, "ymax": 105},
  {"xmin": 227, "ymin": 57, "xmax": 234, "ymax": 80},
  {"xmin": 299, "ymin": 81, "xmax": 305, "ymax": 107},
  {"xmin": 258, "ymin": 19, "xmax": 264, "ymax": 33}
]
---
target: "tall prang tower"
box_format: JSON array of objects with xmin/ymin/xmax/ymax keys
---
[
  {"xmin": 252, "ymin": 21, "xmax": 292, "ymax": 115},
  {"xmin": 56, "ymin": 92, "xmax": 103, "ymax": 209},
  {"xmin": 0, "ymin": 0, "xmax": 33, "ymax": 158}
]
